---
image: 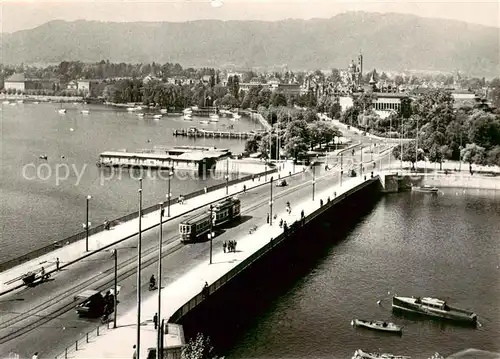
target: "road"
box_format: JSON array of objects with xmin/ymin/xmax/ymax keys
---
[{"xmin": 0, "ymin": 141, "xmax": 392, "ymax": 359}]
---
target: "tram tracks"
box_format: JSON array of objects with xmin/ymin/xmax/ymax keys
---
[{"xmin": 0, "ymin": 166, "xmax": 343, "ymax": 345}]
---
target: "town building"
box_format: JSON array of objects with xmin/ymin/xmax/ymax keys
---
[
  {"xmin": 4, "ymin": 73, "xmax": 59, "ymax": 93},
  {"xmin": 77, "ymin": 79, "xmax": 101, "ymax": 97}
]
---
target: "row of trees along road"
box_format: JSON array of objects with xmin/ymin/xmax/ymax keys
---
[
  {"xmin": 379, "ymin": 89, "xmax": 500, "ymax": 170},
  {"xmin": 244, "ymin": 106, "xmax": 341, "ymax": 161}
]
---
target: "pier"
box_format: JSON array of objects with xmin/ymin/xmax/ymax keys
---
[{"xmin": 173, "ymin": 127, "xmax": 263, "ymax": 139}]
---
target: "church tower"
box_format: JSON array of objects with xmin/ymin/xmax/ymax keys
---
[{"xmin": 357, "ymin": 52, "xmax": 363, "ymax": 85}]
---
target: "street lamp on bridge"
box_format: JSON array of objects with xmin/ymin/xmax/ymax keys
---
[
  {"xmin": 136, "ymin": 178, "xmax": 143, "ymax": 359},
  {"xmin": 84, "ymin": 195, "xmax": 92, "ymax": 252},
  {"xmin": 166, "ymin": 169, "xmax": 173, "ymax": 217},
  {"xmin": 269, "ymin": 176, "xmax": 274, "ymax": 226},
  {"xmin": 209, "ymin": 204, "xmax": 215, "ymax": 265}
]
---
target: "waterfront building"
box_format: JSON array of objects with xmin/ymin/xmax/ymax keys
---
[
  {"xmin": 77, "ymin": 79, "xmax": 102, "ymax": 97},
  {"xmin": 3, "ymin": 73, "xmax": 59, "ymax": 93}
]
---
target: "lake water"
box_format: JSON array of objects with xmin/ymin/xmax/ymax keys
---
[
  {"xmin": 0, "ymin": 102, "xmax": 262, "ymax": 264},
  {"xmin": 228, "ymin": 189, "xmax": 500, "ymax": 359}
]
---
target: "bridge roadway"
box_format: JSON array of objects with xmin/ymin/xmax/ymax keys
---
[{"xmin": 0, "ymin": 146, "xmax": 392, "ymax": 359}]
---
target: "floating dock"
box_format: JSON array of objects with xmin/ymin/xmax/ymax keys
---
[
  {"xmin": 173, "ymin": 127, "xmax": 264, "ymax": 139},
  {"xmin": 97, "ymin": 146, "xmax": 231, "ymax": 174}
]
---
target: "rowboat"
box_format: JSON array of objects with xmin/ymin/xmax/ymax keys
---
[
  {"xmin": 411, "ymin": 185, "xmax": 438, "ymax": 193},
  {"xmin": 351, "ymin": 319, "xmax": 402, "ymax": 333},
  {"xmin": 352, "ymin": 349, "xmax": 411, "ymax": 359}
]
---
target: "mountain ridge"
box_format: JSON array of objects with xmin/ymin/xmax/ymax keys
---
[{"xmin": 2, "ymin": 12, "xmax": 499, "ymax": 77}]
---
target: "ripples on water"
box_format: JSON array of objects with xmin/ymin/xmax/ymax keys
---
[
  {"xmin": 0, "ymin": 102, "xmax": 261, "ymax": 263},
  {"xmin": 228, "ymin": 189, "xmax": 500, "ymax": 359}
]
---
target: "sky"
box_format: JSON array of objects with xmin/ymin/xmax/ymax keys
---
[{"xmin": 1, "ymin": 0, "xmax": 499, "ymax": 33}]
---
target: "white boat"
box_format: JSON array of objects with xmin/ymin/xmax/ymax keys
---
[
  {"xmin": 134, "ymin": 106, "xmax": 143, "ymax": 111},
  {"xmin": 81, "ymin": 109, "xmax": 90, "ymax": 115},
  {"xmin": 352, "ymin": 349, "xmax": 411, "ymax": 359},
  {"xmin": 351, "ymin": 319, "xmax": 402, "ymax": 333},
  {"xmin": 9, "ymin": 102, "xmax": 16, "ymax": 106},
  {"xmin": 183, "ymin": 114, "xmax": 193, "ymax": 120},
  {"xmin": 137, "ymin": 113, "xmax": 145, "ymax": 118},
  {"xmin": 2, "ymin": 101, "xmax": 9, "ymax": 104},
  {"xmin": 33, "ymin": 101, "xmax": 40, "ymax": 105},
  {"xmin": 411, "ymin": 185, "xmax": 438, "ymax": 193},
  {"xmin": 232, "ymin": 113, "xmax": 241, "ymax": 120},
  {"xmin": 160, "ymin": 109, "xmax": 168, "ymax": 114},
  {"xmin": 200, "ymin": 120, "xmax": 210, "ymax": 125},
  {"xmin": 183, "ymin": 108, "xmax": 193, "ymax": 114},
  {"xmin": 58, "ymin": 108, "xmax": 67, "ymax": 114},
  {"xmin": 126, "ymin": 107, "xmax": 136, "ymax": 112},
  {"xmin": 16, "ymin": 100, "xmax": 24, "ymax": 104},
  {"xmin": 209, "ymin": 114, "xmax": 219, "ymax": 122},
  {"xmin": 153, "ymin": 114, "xmax": 162, "ymax": 120}
]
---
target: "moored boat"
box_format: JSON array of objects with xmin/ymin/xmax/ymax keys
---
[
  {"xmin": 352, "ymin": 349, "xmax": 411, "ymax": 359},
  {"xmin": 81, "ymin": 109, "xmax": 90, "ymax": 115},
  {"xmin": 58, "ymin": 108, "xmax": 67, "ymax": 114},
  {"xmin": 209, "ymin": 114, "xmax": 219, "ymax": 122},
  {"xmin": 412, "ymin": 185, "xmax": 438, "ymax": 193},
  {"xmin": 184, "ymin": 114, "xmax": 193, "ymax": 120},
  {"xmin": 200, "ymin": 120, "xmax": 210, "ymax": 125},
  {"xmin": 160, "ymin": 109, "xmax": 168, "ymax": 114},
  {"xmin": 392, "ymin": 296, "xmax": 477, "ymax": 325},
  {"xmin": 351, "ymin": 319, "xmax": 402, "ymax": 333},
  {"xmin": 153, "ymin": 114, "xmax": 162, "ymax": 120},
  {"xmin": 137, "ymin": 113, "xmax": 145, "ymax": 118}
]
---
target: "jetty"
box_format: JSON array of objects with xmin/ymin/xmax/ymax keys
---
[{"xmin": 173, "ymin": 127, "xmax": 264, "ymax": 139}]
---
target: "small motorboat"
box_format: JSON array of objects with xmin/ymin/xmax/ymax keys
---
[
  {"xmin": 137, "ymin": 113, "xmax": 145, "ymax": 118},
  {"xmin": 58, "ymin": 108, "xmax": 67, "ymax": 114},
  {"xmin": 184, "ymin": 114, "xmax": 193, "ymax": 120},
  {"xmin": 412, "ymin": 185, "xmax": 438, "ymax": 193},
  {"xmin": 2, "ymin": 100, "xmax": 9, "ymax": 104},
  {"xmin": 160, "ymin": 109, "xmax": 168, "ymax": 114},
  {"xmin": 351, "ymin": 319, "xmax": 402, "ymax": 333},
  {"xmin": 200, "ymin": 120, "xmax": 210, "ymax": 125},
  {"xmin": 352, "ymin": 349, "xmax": 411, "ymax": 359},
  {"xmin": 209, "ymin": 114, "xmax": 219, "ymax": 122},
  {"xmin": 153, "ymin": 114, "xmax": 162, "ymax": 120},
  {"xmin": 16, "ymin": 100, "xmax": 24, "ymax": 104},
  {"xmin": 81, "ymin": 109, "xmax": 90, "ymax": 115},
  {"xmin": 126, "ymin": 107, "xmax": 136, "ymax": 112}
]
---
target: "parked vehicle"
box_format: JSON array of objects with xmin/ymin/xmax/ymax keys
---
[
  {"xmin": 74, "ymin": 290, "xmax": 108, "ymax": 318},
  {"xmin": 276, "ymin": 179, "xmax": 288, "ymax": 187}
]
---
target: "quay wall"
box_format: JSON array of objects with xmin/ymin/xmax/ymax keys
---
[
  {"xmin": 168, "ymin": 177, "xmax": 383, "ymax": 354},
  {"xmin": 0, "ymin": 169, "xmax": 277, "ymax": 273},
  {"xmin": 381, "ymin": 172, "xmax": 500, "ymax": 193}
]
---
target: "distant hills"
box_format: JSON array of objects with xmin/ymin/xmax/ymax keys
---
[{"xmin": 1, "ymin": 12, "xmax": 499, "ymax": 77}]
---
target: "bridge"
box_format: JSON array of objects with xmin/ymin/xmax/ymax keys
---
[{"xmin": 1, "ymin": 122, "xmax": 497, "ymax": 358}]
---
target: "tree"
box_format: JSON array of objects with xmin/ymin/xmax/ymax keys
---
[
  {"xmin": 244, "ymin": 134, "xmax": 262, "ymax": 154},
  {"xmin": 392, "ymin": 141, "xmax": 425, "ymax": 170},
  {"xmin": 466, "ymin": 110, "xmax": 500, "ymax": 151},
  {"xmin": 461, "ymin": 143, "xmax": 486, "ymax": 173},
  {"xmin": 329, "ymin": 68, "xmax": 341, "ymax": 84},
  {"xmin": 486, "ymin": 146, "xmax": 500, "ymax": 167},
  {"xmin": 182, "ymin": 333, "xmax": 222, "ymax": 359}
]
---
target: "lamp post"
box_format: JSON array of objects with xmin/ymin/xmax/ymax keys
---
[
  {"xmin": 269, "ymin": 176, "xmax": 273, "ymax": 226},
  {"xmin": 166, "ymin": 169, "xmax": 173, "ymax": 217},
  {"xmin": 136, "ymin": 178, "xmax": 143, "ymax": 359},
  {"xmin": 209, "ymin": 205, "xmax": 214, "ymax": 265},
  {"xmin": 113, "ymin": 249, "xmax": 118, "ymax": 328},
  {"xmin": 85, "ymin": 195, "xmax": 91, "ymax": 252},
  {"xmin": 340, "ymin": 152, "xmax": 343, "ymax": 187},
  {"xmin": 225, "ymin": 175, "xmax": 229, "ymax": 195},
  {"xmin": 360, "ymin": 146, "xmax": 363, "ymax": 176},
  {"xmin": 312, "ymin": 165, "xmax": 316, "ymax": 201},
  {"xmin": 293, "ymin": 144, "xmax": 297, "ymax": 173},
  {"xmin": 157, "ymin": 202, "xmax": 164, "ymax": 359}
]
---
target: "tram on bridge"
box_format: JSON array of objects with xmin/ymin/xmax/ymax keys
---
[{"xmin": 179, "ymin": 196, "xmax": 241, "ymax": 242}]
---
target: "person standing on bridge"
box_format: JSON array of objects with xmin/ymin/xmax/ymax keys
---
[
  {"xmin": 223, "ymin": 241, "xmax": 227, "ymax": 253},
  {"xmin": 56, "ymin": 257, "xmax": 60, "ymax": 271}
]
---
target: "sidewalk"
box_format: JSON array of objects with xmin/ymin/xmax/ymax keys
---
[
  {"xmin": 65, "ymin": 172, "xmax": 370, "ymax": 359},
  {"xmin": 0, "ymin": 162, "xmax": 304, "ymax": 295}
]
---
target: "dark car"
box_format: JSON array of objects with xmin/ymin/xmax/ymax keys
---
[
  {"xmin": 74, "ymin": 290, "xmax": 107, "ymax": 318},
  {"xmin": 276, "ymin": 179, "xmax": 288, "ymax": 187}
]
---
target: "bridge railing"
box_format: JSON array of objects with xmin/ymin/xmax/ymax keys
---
[
  {"xmin": 54, "ymin": 321, "xmax": 113, "ymax": 359},
  {"xmin": 0, "ymin": 169, "xmax": 277, "ymax": 272}
]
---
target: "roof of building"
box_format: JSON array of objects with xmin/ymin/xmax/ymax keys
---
[{"xmin": 5, "ymin": 73, "xmax": 26, "ymax": 83}]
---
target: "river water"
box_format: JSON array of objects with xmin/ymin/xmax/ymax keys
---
[
  {"xmin": 228, "ymin": 189, "xmax": 500, "ymax": 359},
  {"xmin": 0, "ymin": 102, "xmax": 262, "ymax": 264}
]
